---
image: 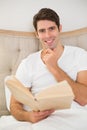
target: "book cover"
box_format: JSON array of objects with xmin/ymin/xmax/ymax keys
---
[{"xmin": 6, "ymin": 75, "xmax": 75, "ymax": 111}]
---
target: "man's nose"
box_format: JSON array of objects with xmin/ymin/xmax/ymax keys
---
[{"xmin": 45, "ymin": 30, "xmax": 51, "ymax": 37}]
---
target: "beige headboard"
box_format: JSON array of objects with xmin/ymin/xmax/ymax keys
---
[{"xmin": 0, "ymin": 27, "xmax": 87, "ymax": 116}]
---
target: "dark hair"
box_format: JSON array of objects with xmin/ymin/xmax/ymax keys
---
[{"xmin": 33, "ymin": 8, "xmax": 60, "ymax": 31}]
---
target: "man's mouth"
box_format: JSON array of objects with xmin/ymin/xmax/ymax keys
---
[
  {"xmin": 44, "ymin": 39, "xmax": 56, "ymax": 50},
  {"xmin": 45, "ymin": 39, "xmax": 54, "ymax": 45}
]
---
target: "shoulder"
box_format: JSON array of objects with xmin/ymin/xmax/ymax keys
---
[
  {"xmin": 64, "ymin": 45, "xmax": 87, "ymax": 55},
  {"xmin": 16, "ymin": 51, "xmax": 41, "ymax": 73},
  {"xmin": 22, "ymin": 51, "xmax": 41, "ymax": 63},
  {"xmin": 62, "ymin": 45, "xmax": 87, "ymax": 64},
  {"xmin": 17, "ymin": 51, "xmax": 41, "ymax": 69}
]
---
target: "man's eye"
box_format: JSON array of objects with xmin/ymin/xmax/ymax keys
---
[
  {"xmin": 49, "ymin": 27, "xmax": 55, "ymax": 30},
  {"xmin": 39, "ymin": 29, "xmax": 45, "ymax": 33}
]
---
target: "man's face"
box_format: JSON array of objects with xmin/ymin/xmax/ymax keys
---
[{"xmin": 36, "ymin": 20, "xmax": 61, "ymax": 50}]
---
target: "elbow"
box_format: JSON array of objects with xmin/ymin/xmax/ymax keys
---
[
  {"xmin": 74, "ymin": 98, "xmax": 87, "ymax": 106},
  {"xmin": 79, "ymin": 101, "xmax": 87, "ymax": 106}
]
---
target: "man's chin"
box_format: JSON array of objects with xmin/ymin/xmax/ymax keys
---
[
  {"xmin": 44, "ymin": 45, "xmax": 55, "ymax": 50},
  {"xmin": 48, "ymin": 46, "xmax": 56, "ymax": 50}
]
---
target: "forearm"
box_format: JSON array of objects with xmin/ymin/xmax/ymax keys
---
[
  {"xmin": 10, "ymin": 103, "xmax": 26, "ymax": 121},
  {"xmin": 51, "ymin": 66, "xmax": 87, "ymax": 105},
  {"xmin": 10, "ymin": 96, "xmax": 55, "ymax": 123},
  {"xmin": 10, "ymin": 97, "xmax": 31, "ymax": 122}
]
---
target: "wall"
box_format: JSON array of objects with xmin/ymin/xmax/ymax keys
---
[{"xmin": 0, "ymin": 0, "xmax": 87, "ymax": 32}]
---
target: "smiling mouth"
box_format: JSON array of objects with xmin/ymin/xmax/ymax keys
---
[
  {"xmin": 44, "ymin": 42, "xmax": 56, "ymax": 50},
  {"xmin": 45, "ymin": 39, "xmax": 54, "ymax": 46},
  {"xmin": 45, "ymin": 39, "xmax": 53, "ymax": 43}
]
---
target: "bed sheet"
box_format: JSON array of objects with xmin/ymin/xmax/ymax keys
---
[{"xmin": 0, "ymin": 101, "xmax": 87, "ymax": 130}]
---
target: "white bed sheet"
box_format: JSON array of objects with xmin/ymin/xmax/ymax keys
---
[{"xmin": 0, "ymin": 101, "xmax": 87, "ymax": 130}]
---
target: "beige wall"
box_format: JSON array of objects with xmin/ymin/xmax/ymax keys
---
[{"xmin": 0, "ymin": 0, "xmax": 87, "ymax": 32}]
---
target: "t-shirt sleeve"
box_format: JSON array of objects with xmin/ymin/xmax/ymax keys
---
[
  {"xmin": 15, "ymin": 58, "xmax": 32, "ymax": 88},
  {"xmin": 77, "ymin": 49, "xmax": 87, "ymax": 71}
]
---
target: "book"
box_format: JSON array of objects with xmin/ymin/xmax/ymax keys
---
[{"xmin": 6, "ymin": 75, "xmax": 75, "ymax": 111}]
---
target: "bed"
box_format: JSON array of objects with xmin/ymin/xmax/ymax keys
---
[{"xmin": 0, "ymin": 28, "xmax": 87, "ymax": 130}]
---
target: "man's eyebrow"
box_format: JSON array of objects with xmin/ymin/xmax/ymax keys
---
[
  {"xmin": 49, "ymin": 26, "xmax": 56, "ymax": 29},
  {"xmin": 38, "ymin": 26, "xmax": 56, "ymax": 32},
  {"xmin": 38, "ymin": 28, "xmax": 45, "ymax": 32}
]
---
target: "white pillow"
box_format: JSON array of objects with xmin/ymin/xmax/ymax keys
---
[{"xmin": 4, "ymin": 75, "xmax": 12, "ymax": 111}]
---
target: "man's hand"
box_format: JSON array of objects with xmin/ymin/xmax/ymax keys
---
[
  {"xmin": 26, "ymin": 109, "xmax": 55, "ymax": 123},
  {"xmin": 10, "ymin": 96, "xmax": 55, "ymax": 123},
  {"xmin": 42, "ymin": 49, "xmax": 58, "ymax": 72}
]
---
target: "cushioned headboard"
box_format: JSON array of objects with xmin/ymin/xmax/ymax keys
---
[
  {"xmin": 0, "ymin": 27, "xmax": 87, "ymax": 116},
  {"xmin": 0, "ymin": 30, "xmax": 40, "ymax": 116},
  {"xmin": 61, "ymin": 27, "xmax": 87, "ymax": 50}
]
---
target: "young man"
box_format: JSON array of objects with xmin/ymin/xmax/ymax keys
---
[{"xmin": 10, "ymin": 8, "xmax": 87, "ymax": 124}]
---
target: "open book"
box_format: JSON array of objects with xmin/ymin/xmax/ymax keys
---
[{"xmin": 6, "ymin": 76, "xmax": 75, "ymax": 111}]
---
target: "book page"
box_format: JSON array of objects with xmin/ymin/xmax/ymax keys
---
[
  {"xmin": 35, "ymin": 80, "xmax": 74, "ymax": 98},
  {"xmin": 6, "ymin": 76, "xmax": 39, "ymax": 111},
  {"xmin": 6, "ymin": 76, "xmax": 74, "ymax": 111},
  {"xmin": 35, "ymin": 80, "xmax": 74, "ymax": 111}
]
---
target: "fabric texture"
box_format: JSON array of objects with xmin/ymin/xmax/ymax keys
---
[
  {"xmin": 5, "ymin": 45, "xmax": 87, "ymax": 112},
  {"xmin": 16, "ymin": 45, "xmax": 87, "ymax": 94},
  {"xmin": 0, "ymin": 102, "xmax": 87, "ymax": 130}
]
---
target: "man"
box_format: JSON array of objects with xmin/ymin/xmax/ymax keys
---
[{"xmin": 10, "ymin": 8, "xmax": 87, "ymax": 124}]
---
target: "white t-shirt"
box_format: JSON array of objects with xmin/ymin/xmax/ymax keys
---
[{"xmin": 16, "ymin": 45, "xmax": 87, "ymax": 95}]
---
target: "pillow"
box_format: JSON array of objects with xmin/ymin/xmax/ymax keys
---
[{"xmin": 4, "ymin": 75, "xmax": 11, "ymax": 111}]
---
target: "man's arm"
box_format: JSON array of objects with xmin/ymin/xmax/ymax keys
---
[
  {"xmin": 43, "ymin": 48, "xmax": 87, "ymax": 105},
  {"xmin": 51, "ymin": 67, "xmax": 87, "ymax": 106},
  {"xmin": 10, "ymin": 95, "xmax": 54, "ymax": 123}
]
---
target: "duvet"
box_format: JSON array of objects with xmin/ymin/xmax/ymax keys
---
[{"xmin": 0, "ymin": 101, "xmax": 87, "ymax": 130}]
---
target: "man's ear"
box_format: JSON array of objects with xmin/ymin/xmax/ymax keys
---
[{"xmin": 59, "ymin": 24, "xmax": 62, "ymax": 32}]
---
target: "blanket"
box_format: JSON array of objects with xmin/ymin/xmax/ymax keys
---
[{"xmin": 0, "ymin": 101, "xmax": 87, "ymax": 130}]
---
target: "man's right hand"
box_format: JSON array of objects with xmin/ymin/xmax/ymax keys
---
[{"xmin": 25, "ymin": 109, "xmax": 55, "ymax": 123}]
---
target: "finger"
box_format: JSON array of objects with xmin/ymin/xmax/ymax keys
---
[
  {"xmin": 34, "ymin": 109, "xmax": 55, "ymax": 117},
  {"xmin": 38, "ymin": 109, "xmax": 55, "ymax": 119},
  {"xmin": 46, "ymin": 48, "xmax": 53, "ymax": 54}
]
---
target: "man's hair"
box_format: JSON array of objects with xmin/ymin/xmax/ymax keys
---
[{"xmin": 33, "ymin": 8, "xmax": 60, "ymax": 31}]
